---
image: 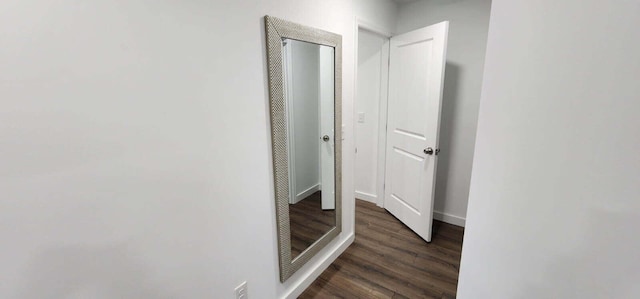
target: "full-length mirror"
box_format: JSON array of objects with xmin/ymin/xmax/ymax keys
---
[{"xmin": 264, "ymin": 16, "xmax": 342, "ymax": 282}]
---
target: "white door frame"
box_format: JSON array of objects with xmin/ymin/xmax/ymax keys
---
[
  {"xmin": 354, "ymin": 17, "xmax": 392, "ymax": 208},
  {"xmin": 283, "ymin": 39, "xmax": 299, "ymax": 205}
]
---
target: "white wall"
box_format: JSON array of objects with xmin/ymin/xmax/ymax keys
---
[
  {"xmin": 0, "ymin": 0, "xmax": 397, "ymax": 298},
  {"xmin": 395, "ymin": 0, "xmax": 492, "ymax": 226},
  {"xmin": 458, "ymin": 0, "xmax": 640, "ymax": 297},
  {"xmin": 289, "ymin": 40, "xmax": 321, "ymax": 200},
  {"xmin": 355, "ymin": 29, "xmax": 387, "ymax": 203}
]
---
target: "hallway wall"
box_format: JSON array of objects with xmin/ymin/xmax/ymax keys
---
[
  {"xmin": 459, "ymin": 0, "xmax": 640, "ymax": 297},
  {"xmin": 288, "ymin": 40, "xmax": 321, "ymax": 201},
  {"xmin": 0, "ymin": 0, "xmax": 397, "ymax": 298}
]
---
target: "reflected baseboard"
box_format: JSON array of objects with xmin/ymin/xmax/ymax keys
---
[{"xmin": 293, "ymin": 184, "xmax": 321, "ymax": 204}]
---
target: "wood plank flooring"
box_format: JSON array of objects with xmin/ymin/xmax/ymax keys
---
[
  {"xmin": 299, "ymin": 199, "xmax": 464, "ymax": 298},
  {"xmin": 289, "ymin": 191, "xmax": 336, "ymax": 258}
]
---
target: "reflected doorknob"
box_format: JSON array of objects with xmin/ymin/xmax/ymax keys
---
[
  {"xmin": 322, "ymin": 135, "xmax": 330, "ymax": 142},
  {"xmin": 423, "ymin": 147, "xmax": 434, "ymax": 155}
]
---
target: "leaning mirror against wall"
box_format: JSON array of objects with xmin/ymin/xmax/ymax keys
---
[{"xmin": 264, "ymin": 16, "xmax": 342, "ymax": 282}]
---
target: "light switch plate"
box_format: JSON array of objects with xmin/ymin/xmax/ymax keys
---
[{"xmin": 358, "ymin": 112, "xmax": 365, "ymax": 123}]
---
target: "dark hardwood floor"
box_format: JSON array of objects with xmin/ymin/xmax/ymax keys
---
[
  {"xmin": 300, "ymin": 199, "xmax": 464, "ymax": 298},
  {"xmin": 290, "ymin": 191, "xmax": 336, "ymax": 258}
]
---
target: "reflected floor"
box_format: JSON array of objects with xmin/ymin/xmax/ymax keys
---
[{"xmin": 289, "ymin": 191, "xmax": 336, "ymax": 258}]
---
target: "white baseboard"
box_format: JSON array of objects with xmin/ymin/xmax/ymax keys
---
[
  {"xmin": 283, "ymin": 232, "xmax": 355, "ymax": 299},
  {"xmin": 355, "ymin": 191, "xmax": 377, "ymax": 203},
  {"xmin": 434, "ymin": 210, "xmax": 466, "ymax": 227},
  {"xmin": 293, "ymin": 184, "xmax": 321, "ymax": 204}
]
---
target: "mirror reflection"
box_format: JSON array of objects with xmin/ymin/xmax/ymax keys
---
[{"xmin": 283, "ymin": 39, "xmax": 336, "ymax": 259}]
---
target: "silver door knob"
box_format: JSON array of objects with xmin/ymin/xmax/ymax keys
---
[
  {"xmin": 322, "ymin": 135, "xmax": 330, "ymax": 142},
  {"xmin": 424, "ymin": 147, "xmax": 434, "ymax": 155}
]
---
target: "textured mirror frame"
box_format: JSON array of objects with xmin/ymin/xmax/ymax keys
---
[{"xmin": 264, "ymin": 15, "xmax": 342, "ymax": 282}]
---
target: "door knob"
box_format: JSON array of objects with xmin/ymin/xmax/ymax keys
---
[
  {"xmin": 423, "ymin": 147, "xmax": 434, "ymax": 155},
  {"xmin": 322, "ymin": 135, "xmax": 330, "ymax": 142}
]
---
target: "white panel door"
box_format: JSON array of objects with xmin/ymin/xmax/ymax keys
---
[
  {"xmin": 319, "ymin": 45, "xmax": 335, "ymax": 210},
  {"xmin": 384, "ymin": 22, "xmax": 448, "ymax": 242}
]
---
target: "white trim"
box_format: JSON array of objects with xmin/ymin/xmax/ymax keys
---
[
  {"xmin": 433, "ymin": 210, "xmax": 466, "ymax": 227},
  {"xmin": 284, "ymin": 40, "xmax": 297, "ymax": 205},
  {"xmin": 355, "ymin": 191, "xmax": 377, "ymax": 203},
  {"xmin": 283, "ymin": 233, "xmax": 355, "ymax": 299},
  {"xmin": 376, "ymin": 39, "xmax": 390, "ymax": 208},
  {"xmin": 293, "ymin": 184, "xmax": 321, "ymax": 204},
  {"xmin": 317, "ymin": 45, "xmax": 324, "ymax": 190}
]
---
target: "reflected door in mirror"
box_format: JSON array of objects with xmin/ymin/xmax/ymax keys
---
[{"xmin": 283, "ymin": 39, "xmax": 336, "ymax": 259}]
